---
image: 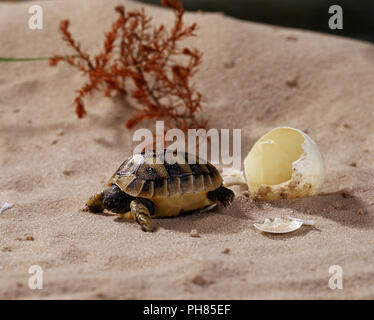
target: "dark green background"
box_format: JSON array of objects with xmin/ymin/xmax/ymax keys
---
[{"xmin": 138, "ymin": 0, "xmax": 374, "ymax": 43}]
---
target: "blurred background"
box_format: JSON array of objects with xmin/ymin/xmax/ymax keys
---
[
  {"xmin": 138, "ymin": 0, "xmax": 374, "ymax": 43},
  {"xmin": 3, "ymin": 0, "xmax": 374, "ymax": 43}
]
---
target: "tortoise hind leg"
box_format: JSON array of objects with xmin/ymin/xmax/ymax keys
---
[
  {"xmin": 207, "ymin": 185, "xmax": 235, "ymax": 207},
  {"xmin": 130, "ymin": 199, "xmax": 154, "ymax": 232}
]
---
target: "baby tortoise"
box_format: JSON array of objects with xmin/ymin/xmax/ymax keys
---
[{"xmin": 86, "ymin": 149, "xmax": 234, "ymax": 232}]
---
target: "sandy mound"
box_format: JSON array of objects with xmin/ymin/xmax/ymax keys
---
[{"xmin": 0, "ymin": 0, "xmax": 373, "ymax": 299}]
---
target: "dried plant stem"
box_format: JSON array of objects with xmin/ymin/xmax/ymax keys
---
[{"xmin": 0, "ymin": 57, "xmax": 51, "ymax": 62}]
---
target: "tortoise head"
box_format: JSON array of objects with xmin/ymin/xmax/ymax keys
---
[{"xmin": 102, "ymin": 184, "xmax": 132, "ymax": 213}]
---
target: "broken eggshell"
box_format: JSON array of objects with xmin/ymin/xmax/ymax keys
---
[
  {"xmin": 254, "ymin": 217, "xmax": 303, "ymax": 234},
  {"xmin": 221, "ymin": 168, "xmax": 247, "ymax": 187},
  {"xmin": 244, "ymin": 127, "xmax": 325, "ymax": 200}
]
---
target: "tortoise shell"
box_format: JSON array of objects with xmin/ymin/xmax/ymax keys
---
[{"xmin": 108, "ymin": 150, "xmax": 222, "ymax": 199}]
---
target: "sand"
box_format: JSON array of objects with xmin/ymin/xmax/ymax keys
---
[{"xmin": 0, "ymin": 0, "xmax": 374, "ymax": 299}]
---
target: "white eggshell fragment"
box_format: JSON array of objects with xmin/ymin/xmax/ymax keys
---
[
  {"xmin": 254, "ymin": 218, "xmax": 303, "ymax": 234},
  {"xmin": 199, "ymin": 203, "xmax": 217, "ymax": 213},
  {"xmin": 244, "ymin": 127, "xmax": 325, "ymax": 200},
  {"xmin": 0, "ymin": 202, "xmax": 14, "ymax": 214},
  {"xmin": 221, "ymin": 168, "xmax": 247, "ymax": 187},
  {"xmin": 287, "ymin": 216, "xmax": 315, "ymax": 226}
]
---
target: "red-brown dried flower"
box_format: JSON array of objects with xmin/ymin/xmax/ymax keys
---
[{"xmin": 50, "ymin": 0, "xmax": 206, "ymax": 132}]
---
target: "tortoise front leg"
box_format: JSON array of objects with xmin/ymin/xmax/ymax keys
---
[
  {"xmin": 130, "ymin": 199, "xmax": 154, "ymax": 232},
  {"xmin": 86, "ymin": 191, "xmax": 105, "ymax": 213}
]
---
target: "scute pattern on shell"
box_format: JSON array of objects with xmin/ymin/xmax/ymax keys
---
[{"xmin": 109, "ymin": 150, "xmax": 222, "ymax": 198}]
